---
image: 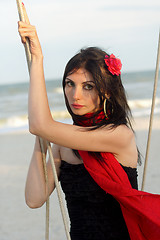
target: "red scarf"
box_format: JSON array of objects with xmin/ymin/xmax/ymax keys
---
[
  {"xmin": 76, "ymin": 110, "xmax": 107, "ymax": 127},
  {"xmin": 77, "ymin": 112, "xmax": 160, "ymax": 240}
]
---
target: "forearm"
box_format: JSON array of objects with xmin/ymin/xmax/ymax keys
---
[
  {"xmin": 25, "ymin": 136, "xmax": 49, "ymax": 208},
  {"xmin": 18, "ymin": 19, "xmax": 54, "ymax": 135},
  {"xmin": 25, "ymin": 136, "xmax": 61, "ymax": 208},
  {"xmin": 28, "ymin": 56, "xmax": 53, "ymax": 134}
]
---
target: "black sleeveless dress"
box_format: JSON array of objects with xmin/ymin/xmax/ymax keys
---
[{"xmin": 59, "ymin": 160, "xmax": 138, "ymax": 240}]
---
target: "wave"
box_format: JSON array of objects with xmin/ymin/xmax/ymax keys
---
[
  {"xmin": 53, "ymin": 87, "xmax": 63, "ymax": 94},
  {"xmin": 128, "ymin": 98, "xmax": 160, "ymax": 117},
  {"xmin": 128, "ymin": 98, "xmax": 160, "ymax": 109},
  {"xmin": 0, "ymin": 98, "xmax": 159, "ymax": 134},
  {"xmin": 0, "ymin": 111, "xmax": 71, "ymax": 134}
]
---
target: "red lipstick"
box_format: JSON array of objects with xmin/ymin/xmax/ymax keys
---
[{"xmin": 71, "ymin": 104, "xmax": 84, "ymax": 109}]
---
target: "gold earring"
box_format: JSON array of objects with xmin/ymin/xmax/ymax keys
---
[
  {"xmin": 103, "ymin": 99, "xmax": 109, "ymax": 119},
  {"xmin": 103, "ymin": 98, "xmax": 113, "ymax": 119}
]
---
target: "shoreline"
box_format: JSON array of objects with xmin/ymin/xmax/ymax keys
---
[
  {"xmin": 132, "ymin": 116, "xmax": 160, "ymax": 130},
  {"xmin": 0, "ymin": 115, "xmax": 160, "ymax": 136}
]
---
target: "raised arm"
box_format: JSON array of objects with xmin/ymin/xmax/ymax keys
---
[{"xmin": 18, "ymin": 4, "xmax": 134, "ymax": 156}]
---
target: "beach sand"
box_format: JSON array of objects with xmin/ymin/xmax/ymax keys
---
[{"xmin": 0, "ymin": 116, "xmax": 160, "ymax": 240}]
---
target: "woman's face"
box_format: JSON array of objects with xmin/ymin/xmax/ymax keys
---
[{"xmin": 64, "ymin": 68, "xmax": 101, "ymax": 115}]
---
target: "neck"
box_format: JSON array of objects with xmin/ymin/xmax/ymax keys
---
[{"xmin": 74, "ymin": 110, "xmax": 108, "ymax": 127}]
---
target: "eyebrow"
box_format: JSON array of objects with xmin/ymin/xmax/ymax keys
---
[
  {"xmin": 65, "ymin": 77, "xmax": 95, "ymax": 84},
  {"xmin": 65, "ymin": 77, "xmax": 72, "ymax": 81},
  {"xmin": 82, "ymin": 81, "xmax": 95, "ymax": 85}
]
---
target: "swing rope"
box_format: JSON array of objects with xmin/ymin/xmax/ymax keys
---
[
  {"xmin": 47, "ymin": 141, "xmax": 71, "ymax": 240},
  {"xmin": 16, "ymin": 1, "xmax": 71, "ymax": 240},
  {"xmin": 141, "ymin": 31, "xmax": 160, "ymax": 191},
  {"xmin": 39, "ymin": 138, "xmax": 50, "ymax": 240}
]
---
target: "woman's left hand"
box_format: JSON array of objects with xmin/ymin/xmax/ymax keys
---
[{"xmin": 18, "ymin": 3, "xmax": 43, "ymax": 60}]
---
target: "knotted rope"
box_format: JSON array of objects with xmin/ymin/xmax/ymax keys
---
[{"xmin": 16, "ymin": 1, "xmax": 71, "ymax": 239}]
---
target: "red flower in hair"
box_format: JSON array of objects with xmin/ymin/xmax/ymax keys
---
[{"xmin": 104, "ymin": 54, "xmax": 122, "ymax": 76}]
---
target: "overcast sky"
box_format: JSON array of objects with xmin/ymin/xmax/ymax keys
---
[{"xmin": 0, "ymin": 0, "xmax": 160, "ymax": 85}]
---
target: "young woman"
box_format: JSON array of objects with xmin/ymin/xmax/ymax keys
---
[{"xmin": 18, "ymin": 4, "xmax": 160, "ymax": 240}]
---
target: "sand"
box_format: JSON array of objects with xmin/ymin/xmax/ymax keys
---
[
  {"xmin": 0, "ymin": 116, "xmax": 160, "ymax": 240},
  {"xmin": 0, "ymin": 133, "xmax": 68, "ymax": 240}
]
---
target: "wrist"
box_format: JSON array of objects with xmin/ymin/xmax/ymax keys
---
[{"xmin": 31, "ymin": 53, "xmax": 44, "ymax": 63}]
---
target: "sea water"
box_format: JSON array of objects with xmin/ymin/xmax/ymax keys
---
[{"xmin": 0, "ymin": 70, "xmax": 160, "ymax": 134}]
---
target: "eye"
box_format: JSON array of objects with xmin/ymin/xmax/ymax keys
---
[
  {"xmin": 83, "ymin": 84, "xmax": 94, "ymax": 90},
  {"xmin": 65, "ymin": 80, "xmax": 74, "ymax": 87}
]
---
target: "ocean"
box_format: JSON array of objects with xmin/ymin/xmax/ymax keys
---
[{"xmin": 0, "ymin": 70, "xmax": 160, "ymax": 134}]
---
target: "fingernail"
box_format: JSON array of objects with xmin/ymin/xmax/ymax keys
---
[{"xmin": 22, "ymin": 2, "xmax": 24, "ymax": 6}]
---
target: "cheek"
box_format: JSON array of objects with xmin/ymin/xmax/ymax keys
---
[
  {"xmin": 90, "ymin": 91, "xmax": 100, "ymax": 106},
  {"xmin": 93, "ymin": 97, "xmax": 100, "ymax": 107},
  {"xmin": 64, "ymin": 87, "xmax": 71, "ymax": 99}
]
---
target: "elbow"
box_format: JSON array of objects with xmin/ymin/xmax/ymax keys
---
[
  {"xmin": 25, "ymin": 189, "xmax": 46, "ymax": 209},
  {"xmin": 25, "ymin": 197, "xmax": 45, "ymax": 209},
  {"xmin": 29, "ymin": 117, "xmax": 53, "ymax": 136},
  {"xmin": 29, "ymin": 124, "xmax": 38, "ymax": 136},
  {"xmin": 29, "ymin": 119, "xmax": 43, "ymax": 136}
]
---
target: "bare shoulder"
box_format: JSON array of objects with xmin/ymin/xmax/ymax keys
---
[
  {"xmin": 103, "ymin": 124, "xmax": 134, "ymax": 149},
  {"xmin": 119, "ymin": 125, "xmax": 135, "ymax": 146},
  {"xmin": 111, "ymin": 124, "xmax": 133, "ymax": 136},
  {"xmin": 113, "ymin": 124, "xmax": 136, "ymax": 150},
  {"xmin": 103, "ymin": 123, "xmax": 133, "ymax": 135},
  {"xmin": 111, "ymin": 125, "xmax": 138, "ymax": 167}
]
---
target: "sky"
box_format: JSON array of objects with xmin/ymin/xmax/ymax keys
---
[{"xmin": 0, "ymin": 0, "xmax": 160, "ymax": 85}]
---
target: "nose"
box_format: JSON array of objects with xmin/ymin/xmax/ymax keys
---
[{"xmin": 73, "ymin": 86, "xmax": 82, "ymax": 100}]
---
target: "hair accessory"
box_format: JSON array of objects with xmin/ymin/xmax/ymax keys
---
[{"xmin": 104, "ymin": 54, "xmax": 122, "ymax": 76}]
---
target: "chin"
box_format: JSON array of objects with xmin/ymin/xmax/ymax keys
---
[
  {"xmin": 71, "ymin": 109, "xmax": 88, "ymax": 116},
  {"xmin": 72, "ymin": 111, "xmax": 86, "ymax": 116}
]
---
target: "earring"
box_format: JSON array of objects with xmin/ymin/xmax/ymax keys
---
[{"xmin": 103, "ymin": 98, "xmax": 113, "ymax": 119}]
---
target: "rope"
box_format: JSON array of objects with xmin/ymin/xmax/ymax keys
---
[
  {"xmin": 16, "ymin": 1, "xmax": 71, "ymax": 239},
  {"xmin": 39, "ymin": 138, "xmax": 50, "ymax": 240},
  {"xmin": 141, "ymin": 31, "xmax": 160, "ymax": 191},
  {"xmin": 16, "ymin": 0, "xmax": 31, "ymax": 72},
  {"xmin": 47, "ymin": 142, "xmax": 71, "ymax": 240},
  {"xmin": 16, "ymin": 1, "xmax": 50, "ymax": 239}
]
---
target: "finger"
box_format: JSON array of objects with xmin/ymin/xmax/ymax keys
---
[
  {"xmin": 18, "ymin": 22, "xmax": 35, "ymax": 31},
  {"xmin": 20, "ymin": 31, "xmax": 36, "ymax": 38},
  {"xmin": 19, "ymin": 29, "xmax": 37, "ymax": 45},
  {"xmin": 18, "ymin": 25, "xmax": 37, "ymax": 38},
  {"xmin": 22, "ymin": 3, "xmax": 30, "ymax": 24},
  {"xmin": 18, "ymin": 21, "xmax": 36, "ymax": 39},
  {"xmin": 21, "ymin": 36, "xmax": 26, "ymax": 44},
  {"xmin": 18, "ymin": 21, "xmax": 31, "ymax": 28}
]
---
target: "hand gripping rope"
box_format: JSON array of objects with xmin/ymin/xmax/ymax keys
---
[{"xmin": 16, "ymin": 1, "xmax": 71, "ymax": 240}]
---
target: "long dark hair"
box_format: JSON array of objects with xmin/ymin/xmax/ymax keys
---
[{"xmin": 62, "ymin": 47, "xmax": 141, "ymax": 164}]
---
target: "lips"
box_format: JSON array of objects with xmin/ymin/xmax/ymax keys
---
[{"xmin": 71, "ymin": 104, "xmax": 84, "ymax": 109}]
